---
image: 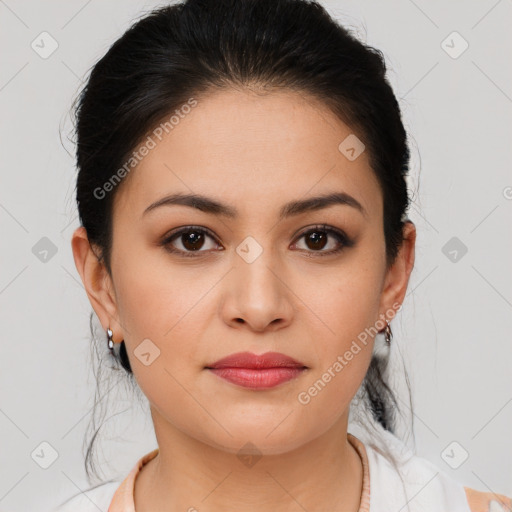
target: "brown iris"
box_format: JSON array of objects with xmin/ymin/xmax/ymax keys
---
[
  {"xmin": 304, "ymin": 230, "xmax": 328, "ymax": 251},
  {"xmin": 181, "ymin": 230, "xmax": 206, "ymax": 251}
]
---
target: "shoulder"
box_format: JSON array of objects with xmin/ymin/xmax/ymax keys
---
[
  {"xmin": 51, "ymin": 481, "xmax": 120, "ymax": 512},
  {"xmin": 464, "ymin": 486, "xmax": 512, "ymax": 512},
  {"xmin": 355, "ymin": 428, "xmax": 511, "ymax": 512}
]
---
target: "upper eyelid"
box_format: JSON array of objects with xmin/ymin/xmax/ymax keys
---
[{"xmin": 164, "ymin": 225, "xmax": 219, "ymax": 242}]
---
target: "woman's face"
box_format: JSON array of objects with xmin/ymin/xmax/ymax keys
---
[{"xmin": 75, "ymin": 88, "xmax": 415, "ymax": 455}]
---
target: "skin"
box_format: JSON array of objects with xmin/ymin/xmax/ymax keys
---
[{"xmin": 72, "ymin": 88, "xmax": 415, "ymax": 512}]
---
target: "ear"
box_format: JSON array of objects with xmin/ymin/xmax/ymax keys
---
[
  {"xmin": 378, "ymin": 220, "xmax": 416, "ymax": 321},
  {"xmin": 71, "ymin": 226, "xmax": 125, "ymax": 343}
]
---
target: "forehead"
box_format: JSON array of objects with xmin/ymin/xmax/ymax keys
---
[{"xmin": 114, "ymin": 88, "xmax": 382, "ymax": 221}]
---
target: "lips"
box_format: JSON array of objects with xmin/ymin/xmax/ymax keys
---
[
  {"xmin": 205, "ymin": 351, "xmax": 308, "ymax": 389},
  {"xmin": 206, "ymin": 351, "xmax": 307, "ymax": 370}
]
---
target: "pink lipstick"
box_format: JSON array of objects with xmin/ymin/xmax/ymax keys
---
[{"xmin": 206, "ymin": 351, "xmax": 307, "ymax": 389}]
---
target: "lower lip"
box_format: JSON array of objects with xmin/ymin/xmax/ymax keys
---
[{"xmin": 207, "ymin": 367, "xmax": 306, "ymax": 389}]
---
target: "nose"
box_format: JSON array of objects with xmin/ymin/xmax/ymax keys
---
[{"xmin": 220, "ymin": 251, "xmax": 294, "ymax": 333}]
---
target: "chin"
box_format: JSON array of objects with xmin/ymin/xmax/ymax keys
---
[{"xmin": 197, "ymin": 420, "xmax": 312, "ymax": 457}]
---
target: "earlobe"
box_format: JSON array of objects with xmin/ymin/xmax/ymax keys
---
[{"xmin": 71, "ymin": 226, "xmax": 121, "ymax": 337}]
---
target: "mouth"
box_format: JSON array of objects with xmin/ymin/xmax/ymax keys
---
[{"xmin": 205, "ymin": 351, "xmax": 308, "ymax": 389}]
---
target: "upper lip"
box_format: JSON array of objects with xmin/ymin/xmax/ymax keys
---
[{"xmin": 206, "ymin": 351, "xmax": 307, "ymax": 369}]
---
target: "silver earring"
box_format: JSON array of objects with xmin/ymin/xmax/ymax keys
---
[
  {"xmin": 384, "ymin": 320, "xmax": 392, "ymax": 345},
  {"xmin": 107, "ymin": 327, "xmax": 114, "ymax": 352}
]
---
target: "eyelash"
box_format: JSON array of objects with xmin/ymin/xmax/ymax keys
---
[{"xmin": 159, "ymin": 224, "xmax": 354, "ymax": 258}]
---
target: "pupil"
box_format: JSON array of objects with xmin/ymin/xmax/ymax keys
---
[
  {"xmin": 307, "ymin": 231, "xmax": 327, "ymax": 250},
  {"xmin": 183, "ymin": 231, "xmax": 204, "ymax": 251}
]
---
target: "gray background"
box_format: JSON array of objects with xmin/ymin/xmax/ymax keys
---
[{"xmin": 1, "ymin": 0, "xmax": 511, "ymax": 510}]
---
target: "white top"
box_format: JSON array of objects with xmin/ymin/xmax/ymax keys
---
[{"xmin": 363, "ymin": 427, "xmax": 471, "ymax": 512}]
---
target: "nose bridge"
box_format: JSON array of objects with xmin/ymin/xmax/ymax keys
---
[
  {"xmin": 222, "ymin": 236, "xmax": 293, "ymax": 331},
  {"xmin": 237, "ymin": 244, "xmax": 279, "ymax": 297}
]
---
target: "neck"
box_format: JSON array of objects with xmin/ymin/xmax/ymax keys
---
[{"xmin": 134, "ymin": 409, "xmax": 364, "ymax": 512}]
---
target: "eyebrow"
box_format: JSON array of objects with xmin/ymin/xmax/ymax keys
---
[{"xmin": 142, "ymin": 191, "xmax": 367, "ymax": 220}]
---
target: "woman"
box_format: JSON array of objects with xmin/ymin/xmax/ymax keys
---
[{"xmin": 56, "ymin": 0, "xmax": 511, "ymax": 510}]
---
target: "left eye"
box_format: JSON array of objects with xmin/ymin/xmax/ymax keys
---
[{"xmin": 292, "ymin": 225, "xmax": 350, "ymax": 255}]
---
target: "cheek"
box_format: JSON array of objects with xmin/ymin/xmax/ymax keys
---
[
  {"xmin": 298, "ymin": 346, "xmax": 372, "ymax": 420},
  {"xmin": 293, "ymin": 276, "xmax": 379, "ymax": 433},
  {"xmin": 301, "ymin": 257, "xmax": 384, "ymax": 359},
  {"xmin": 110, "ymin": 254, "xmax": 201, "ymax": 381},
  {"xmin": 111, "ymin": 251, "xmax": 223, "ymax": 397},
  {"xmin": 112, "ymin": 242, "xmax": 208, "ymax": 338},
  {"xmin": 292, "ymin": 250, "xmax": 383, "ymax": 415}
]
